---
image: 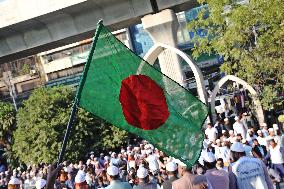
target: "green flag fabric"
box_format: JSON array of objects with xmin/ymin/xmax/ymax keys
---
[{"xmin": 78, "ymin": 23, "xmax": 208, "ymax": 166}]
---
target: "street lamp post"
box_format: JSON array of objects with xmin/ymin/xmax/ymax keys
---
[{"xmin": 3, "ymin": 71, "xmax": 17, "ymax": 111}]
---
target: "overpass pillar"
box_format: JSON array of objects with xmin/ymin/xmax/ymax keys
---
[{"xmin": 141, "ymin": 9, "xmax": 185, "ymax": 86}]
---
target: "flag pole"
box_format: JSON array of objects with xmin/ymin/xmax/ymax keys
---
[{"xmin": 57, "ymin": 20, "xmax": 104, "ymax": 165}]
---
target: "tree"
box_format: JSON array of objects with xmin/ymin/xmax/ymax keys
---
[
  {"xmin": 188, "ymin": 0, "xmax": 284, "ymax": 110},
  {"xmin": 19, "ymin": 64, "xmax": 30, "ymax": 76},
  {"xmin": 0, "ymin": 101, "xmax": 16, "ymax": 149},
  {"xmin": 13, "ymin": 86, "xmax": 128, "ymax": 165},
  {"xmin": 0, "ymin": 101, "xmax": 17, "ymax": 167}
]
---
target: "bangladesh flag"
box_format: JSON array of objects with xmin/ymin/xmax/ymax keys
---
[{"xmin": 77, "ymin": 22, "xmax": 208, "ymax": 166}]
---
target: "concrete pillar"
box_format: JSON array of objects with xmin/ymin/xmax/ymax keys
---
[{"xmin": 141, "ymin": 9, "xmax": 185, "ymax": 86}]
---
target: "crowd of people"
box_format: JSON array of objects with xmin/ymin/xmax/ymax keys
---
[{"xmin": 1, "ymin": 112, "xmax": 284, "ymax": 189}]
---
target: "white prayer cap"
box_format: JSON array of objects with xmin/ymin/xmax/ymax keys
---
[
  {"xmin": 222, "ymin": 130, "xmax": 226, "ymax": 134},
  {"xmin": 261, "ymin": 123, "xmax": 267, "ymax": 127},
  {"xmin": 36, "ymin": 179, "xmax": 46, "ymax": 189},
  {"xmin": 75, "ymin": 172, "xmax": 86, "ymax": 183},
  {"xmin": 273, "ymin": 124, "xmax": 279, "ymax": 130},
  {"xmin": 203, "ymin": 151, "xmax": 215, "ymax": 163},
  {"xmin": 234, "ymin": 116, "xmax": 239, "ymax": 121},
  {"xmin": 230, "ymin": 142, "xmax": 245, "ymax": 152},
  {"xmin": 241, "ymin": 139, "xmax": 247, "ymax": 144},
  {"xmin": 224, "ymin": 117, "xmax": 229, "ymax": 122},
  {"xmin": 216, "ymin": 139, "xmax": 221, "ymax": 143},
  {"xmin": 111, "ymin": 152, "xmax": 116, "ymax": 156},
  {"xmin": 137, "ymin": 167, "xmax": 148, "ymax": 178},
  {"xmin": 8, "ymin": 177, "xmax": 21, "ymax": 185},
  {"xmin": 175, "ymin": 159, "xmax": 187, "ymax": 167},
  {"xmin": 248, "ymin": 129, "xmax": 253, "ymax": 133},
  {"xmin": 257, "ymin": 130, "xmax": 262, "ymax": 134},
  {"xmin": 166, "ymin": 162, "xmax": 177, "ymax": 172},
  {"xmin": 146, "ymin": 149, "xmax": 153, "ymax": 155},
  {"xmin": 107, "ymin": 166, "xmax": 119, "ymax": 176},
  {"xmin": 268, "ymin": 128, "xmax": 274, "ymax": 132},
  {"xmin": 144, "ymin": 144, "xmax": 150, "ymax": 149},
  {"xmin": 229, "ymin": 130, "xmax": 234, "ymax": 134}
]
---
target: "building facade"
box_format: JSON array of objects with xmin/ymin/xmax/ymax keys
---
[{"xmin": 0, "ymin": 7, "xmax": 224, "ymax": 105}]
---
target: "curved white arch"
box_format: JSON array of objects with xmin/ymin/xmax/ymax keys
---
[
  {"xmin": 137, "ymin": 43, "xmax": 208, "ymax": 104},
  {"xmin": 210, "ymin": 75, "xmax": 264, "ymax": 125}
]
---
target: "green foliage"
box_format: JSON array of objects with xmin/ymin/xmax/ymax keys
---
[
  {"xmin": 278, "ymin": 115, "xmax": 284, "ymax": 123},
  {"xmin": 188, "ymin": 0, "xmax": 284, "ymax": 110},
  {"xmin": 101, "ymin": 126, "xmax": 128, "ymax": 149},
  {"xmin": 19, "ymin": 64, "xmax": 31, "ymax": 75},
  {"xmin": 0, "ymin": 101, "xmax": 16, "ymax": 148},
  {"xmin": 0, "ymin": 101, "xmax": 17, "ymax": 167},
  {"xmin": 13, "ymin": 86, "xmax": 128, "ymax": 165}
]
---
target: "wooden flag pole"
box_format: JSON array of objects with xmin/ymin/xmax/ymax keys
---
[{"xmin": 57, "ymin": 20, "xmax": 104, "ymax": 165}]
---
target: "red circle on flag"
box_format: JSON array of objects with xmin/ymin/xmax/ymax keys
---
[{"xmin": 119, "ymin": 74, "xmax": 170, "ymax": 130}]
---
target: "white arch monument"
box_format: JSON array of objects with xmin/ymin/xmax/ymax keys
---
[
  {"xmin": 137, "ymin": 42, "xmax": 208, "ymax": 104},
  {"xmin": 210, "ymin": 75, "xmax": 264, "ymax": 125}
]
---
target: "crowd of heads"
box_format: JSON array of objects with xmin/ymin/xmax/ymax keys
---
[
  {"xmin": 203, "ymin": 112, "xmax": 284, "ymax": 182},
  {"xmin": 1, "ymin": 112, "xmax": 283, "ymax": 189}
]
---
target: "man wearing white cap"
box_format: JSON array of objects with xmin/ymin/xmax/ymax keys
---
[
  {"xmin": 233, "ymin": 116, "xmax": 246, "ymax": 139},
  {"xmin": 223, "ymin": 117, "xmax": 232, "ymax": 131},
  {"xmin": 212, "ymin": 139, "xmax": 223, "ymax": 159},
  {"xmin": 8, "ymin": 176, "xmax": 21, "ymax": 189},
  {"xmin": 246, "ymin": 128, "xmax": 257, "ymax": 146},
  {"xmin": 261, "ymin": 123, "xmax": 269, "ymax": 137},
  {"xmin": 74, "ymin": 170, "xmax": 88, "ymax": 189},
  {"xmin": 205, "ymin": 123, "xmax": 217, "ymax": 142},
  {"xmin": 172, "ymin": 161, "xmax": 205, "ymax": 189},
  {"xmin": 133, "ymin": 166, "xmax": 160, "ymax": 189},
  {"xmin": 36, "ymin": 179, "xmax": 46, "ymax": 189},
  {"xmin": 229, "ymin": 142, "xmax": 273, "ymax": 189},
  {"xmin": 220, "ymin": 130, "xmax": 228, "ymax": 142},
  {"xmin": 105, "ymin": 165, "xmax": 132, "ymax": 189},
  {"xmin": 273, "ymin": 125, "xmax": 282, "ymax": 145},
  {"xmin": 161, "ymin": 162, "xmax": 178, "ymax": 189},
  {"xmin": 266, "ymin": 128, "xmax": 275, "ymax": 145},
  {"xmin": 228, "ymin": 130, "xmax": 236, "ymax": 143},
  {"xmin": 145, "ymin": 149, "xmax": 159, "ymax": 173},
  {"xmin": 110, "ymin": 152, "xmax": 120, "ymax": 167}
]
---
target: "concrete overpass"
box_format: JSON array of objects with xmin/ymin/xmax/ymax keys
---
[{"xmin": 0, "ymin": 0, "xmax": 198, "ymax": 64}]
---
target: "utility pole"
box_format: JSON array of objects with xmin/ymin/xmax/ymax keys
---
[{"xmin": 3, "ymin": 71, "xmax": 17, "ymax": 111}]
